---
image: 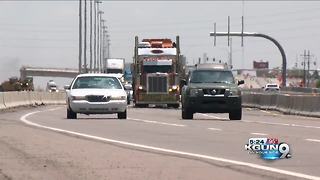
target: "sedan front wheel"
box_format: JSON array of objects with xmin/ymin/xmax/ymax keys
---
[{"xmin": 117, "ymin": 110, "xmax": 127, "ymax": 119}]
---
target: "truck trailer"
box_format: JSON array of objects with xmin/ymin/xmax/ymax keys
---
[{"xmin": 103, "ymin": 58, "xmax": 125, "ymax": 82}]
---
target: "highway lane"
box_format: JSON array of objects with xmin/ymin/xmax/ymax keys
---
[{"xmin": 18, "ymin": 105, "xmax": 320, "ymax": 180}]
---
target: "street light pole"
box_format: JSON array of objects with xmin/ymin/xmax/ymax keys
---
[
  {"xmin": 100, "ymin": 21, "xmax": 105, "ymax": 72},
  {"xmin": 78, "ymin": 0, "xmax": 82, "ymax": 73},
  {"xmin": 84, "ymin": 0, "xmax": 87, "ymax": 73},
  {"xmin": 89, "ymin": 0, "xmax": 93, "ymax": 72}
]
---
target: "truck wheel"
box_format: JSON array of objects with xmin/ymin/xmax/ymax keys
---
[
  {"xmin": 182, "ymin": 107, "xmax": 193, "ymax": 119},
  {"xmin": 117, "ymin": 110, "xmax": 127, "ymax": 119},
  {"xmin": 229, "ymin": 108, "xmax": 242, "ymax": 120},
  {"xmin": 67, "ymin": 108, "xmax": 77, "ymax": 119}
]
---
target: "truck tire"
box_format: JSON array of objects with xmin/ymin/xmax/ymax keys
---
[
  {"xmin": 229, "ymin": 108, "xmax": 242, "ymax": 120},
  {"xmin": 117, "ymin": 110, "xmax": 127, "ymax": 119},
  {"xmin": 182, "ymin": 107, "xmax": 193, "ymax": 119},
  {"xmin": 67, "ymin": 108, "xmax": 77, "ymax": 119}
]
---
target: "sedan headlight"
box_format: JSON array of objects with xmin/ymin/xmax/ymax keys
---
[
  {"xmin": 71, "ymin": 95, "xmax": 86, "ymax": 100},
  {"xmin": 111, "ymin": 95, "xmax": 126, "ymax": 100},
  {"xmin": 189, "ymin": 88, "xmax": 202, "ymax": 97}
]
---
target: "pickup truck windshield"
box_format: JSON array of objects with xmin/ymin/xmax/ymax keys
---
[{"xmin": 190, "ymin": 70, "xmax": 235, "ymax": 84}]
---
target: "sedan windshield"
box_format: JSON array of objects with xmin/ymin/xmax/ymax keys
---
[
  {"xmin": 190, "ymin": 70, "xmax": 235, "ymax": 84},
  {"xmin": 72, "ymin": 76, "xmax": 122, "ymax": 89}
]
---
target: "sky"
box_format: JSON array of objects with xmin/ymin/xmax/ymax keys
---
[{"xmin": 0, "ymin": 1, "xmax": 319, "ymax": 89}]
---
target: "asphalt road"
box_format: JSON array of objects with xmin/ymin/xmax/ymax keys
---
[{"xmin": 0, "ymin": 105, "xmax": 320, "ymax": 180}]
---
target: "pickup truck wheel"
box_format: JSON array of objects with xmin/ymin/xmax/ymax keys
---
[
  {"xmin": 229, "ymin": 108, "xmax": 242, "ymax": 120},
  {"xmin": 182, "ymin": 107, "xmax": 193, "ymax": 119},
  {"xmin": 117, "ymin": 110, "xmax": 127, "ymax": 119},
  {"xmin": 67, "ymin": 108, "xmax": 77, "ymax": 119}
]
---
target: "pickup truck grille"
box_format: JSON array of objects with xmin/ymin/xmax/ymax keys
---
[
  {"xmin": 147, "ymin": 76, "xmax": 167, "ymax": 93},
  {"xmin": 203, "ymin": 88, "xmax": 225, "ymax": 95}
]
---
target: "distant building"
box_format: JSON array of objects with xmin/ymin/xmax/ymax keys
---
[{"xmin": 253, "ymin": 60, "xmax": 269, "ymax": 69}]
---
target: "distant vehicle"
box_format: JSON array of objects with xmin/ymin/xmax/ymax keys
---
[
  {"xmin": 47, "ymin": 80, "xmax": 58, "ymax": 92},
  {"xmin": 0, "ymin": 76, "xmax": 34, "ymax": 92},
  {"xmin": 264, "ymin": 84, "xmax": 280, "ymax": 92},
  {"xmin": 181, "ymin": 63, "xmax": 244, "ymax": 120},
  {"xmin": 104, "ymin": 58, "xmax": 125, "ymax": 82},
  {"xmin": 124, "ymin": 83, "xmax": 133, "ymax": 105},
  {"xmin": 64, "ymin": 73, "xmax": 127, "ymax": 119}
]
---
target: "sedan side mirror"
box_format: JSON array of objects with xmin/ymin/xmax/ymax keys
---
[
  {"xmin": 238, "ymin": 80, "xmax": 244, "ymax": 85},
  {"xmin": 64, "ymin": 85, "xmax": 70, "ymax": 90}
]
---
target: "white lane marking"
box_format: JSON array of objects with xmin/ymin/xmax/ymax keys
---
[
  {"xmin": 250, "ymin": 132, "xmax": 268, "ymax": 136},
  {"xmin": 261, "ymin": 110, "xmax": 271, "ymax": 114},
  {"xmin": 243, "ymin": 120, "xmax": 320, "ymax": 129},
  {"xmin": 128, "ymin": 118, "xmax": 186, "ymax": 127},
  {"xmin": 48, "ymin": 107, "xmax": 63, "ymax": 111},
  {"xmin": 208, "ymin": 128, "xmax": 222, "ymax": 131},
  {"xmin": 198, "ymin": 113, "xmax": 228, "ymax": 120},
  {"xmin": 20, "ymin": 110, "xmax": 320, "ymax": 180},
  {"xmin": 306, "ymin": 139, "xmax": 320, "ymax": 143},
  {"xmin": 246, "ymin": 108, "xmax": 253, "ymax": 111}
]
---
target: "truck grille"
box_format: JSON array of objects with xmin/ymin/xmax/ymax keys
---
[
  {"xmin": 86, "ymin": 95, "xmax": 110, "ymax": 102},
  {"xmin": 203, "ymin": 88, "xmax": 225, "ymax": 95},
  {"xmin": 147, "ymin": 76, "xmax": 167, "ymax": 93}
]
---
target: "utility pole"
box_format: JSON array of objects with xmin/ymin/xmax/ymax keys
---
[
  {"xmin": 89, "ymin": 0, "xmax": 93, "ymax": 72},
  {"xmin": 300, "ymin": 50, "xmax": 310, "ymax": 87},
  {"xmin": 78, "ymin": 0, "xmax": 82, "ymax": 73},
  {"xmin": 307, "ymin": 50, "xmax": 310, "ymax": 87},
  {"xmin": 229, "ymin": 38, "xmax": 232, "ymax": 69},
  {"xmin": 84, "ymin": 0, "xmax": 87, "ymax": 73},
  {"xmin": 100, "ymin": 20, "xmax": 105, "ymax": 73},
  {"xmin": 93, "ymin": 0, "xmax": 97, "ymax": 72}
]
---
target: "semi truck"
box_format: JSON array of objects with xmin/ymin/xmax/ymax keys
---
[
  {"xmin": 103, "ymin": 58, "xmax": 125, "ymax": 82},
  {"xmin": 132, "ymin": 36, "xmax": 184, "ymax": 108}
]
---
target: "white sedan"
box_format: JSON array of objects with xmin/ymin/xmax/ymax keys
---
[{"xmin": 65, "ymin": 74, "xmax": 127, "ymax": 119}]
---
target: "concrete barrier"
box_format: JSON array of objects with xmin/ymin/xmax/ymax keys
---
[
  {"xmin": 242, "ymin": 92, "xmax": 320, "ymax": 118},
  {"xmin": 0, "ymin": 92, "xmax": 5, "ymax": 110},
  {"xmin": 0, "ymin": 91, "xmax": 66, "ymax": 110},
  {"xmin": 3, "ymin": 91, "xmax": 30, "ymax": 108}
]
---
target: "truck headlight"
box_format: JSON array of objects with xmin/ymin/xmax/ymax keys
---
[
  {"xmin": 71, "ymin": 96, "xmax": 86, "ymax": 100},
  {"xmin": 190, "ymin": 88, "xmax": 202, "ymax": 97},
  {"xmin": 138, "ymin": 86, "xmax": 143, "ymax": 90}
]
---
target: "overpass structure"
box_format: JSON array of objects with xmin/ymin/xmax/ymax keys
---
[{"xmin": 20, "ymin": 66, "xmax": 79, "ymax": 80}]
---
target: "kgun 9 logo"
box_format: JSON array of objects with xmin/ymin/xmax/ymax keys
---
[{"xmin": 245, "ymin": 138, "xmax": 291, "ymax": 160}]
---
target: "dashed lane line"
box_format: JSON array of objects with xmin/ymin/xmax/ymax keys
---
[
  {"xmin": 20, "ymin": 110, "xmax": 320, "ymax": 180},
  {"xmin": 198, "ymin": 113, "xmax": 228, "ymax": 120},
  {"xmin": 250, "ymin": 132, "xmax": 268, "ymax": 136},
  {"xmin": 208, "ymin": 127, "xmax": 222, "ymax": 131},
  {"xmin": 305, "ymin": 139, "xmax": 320, "ymax": 143},
  {"xmin": 128, "ymin": 118, "xmax": 186, "ymax": 127}
]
